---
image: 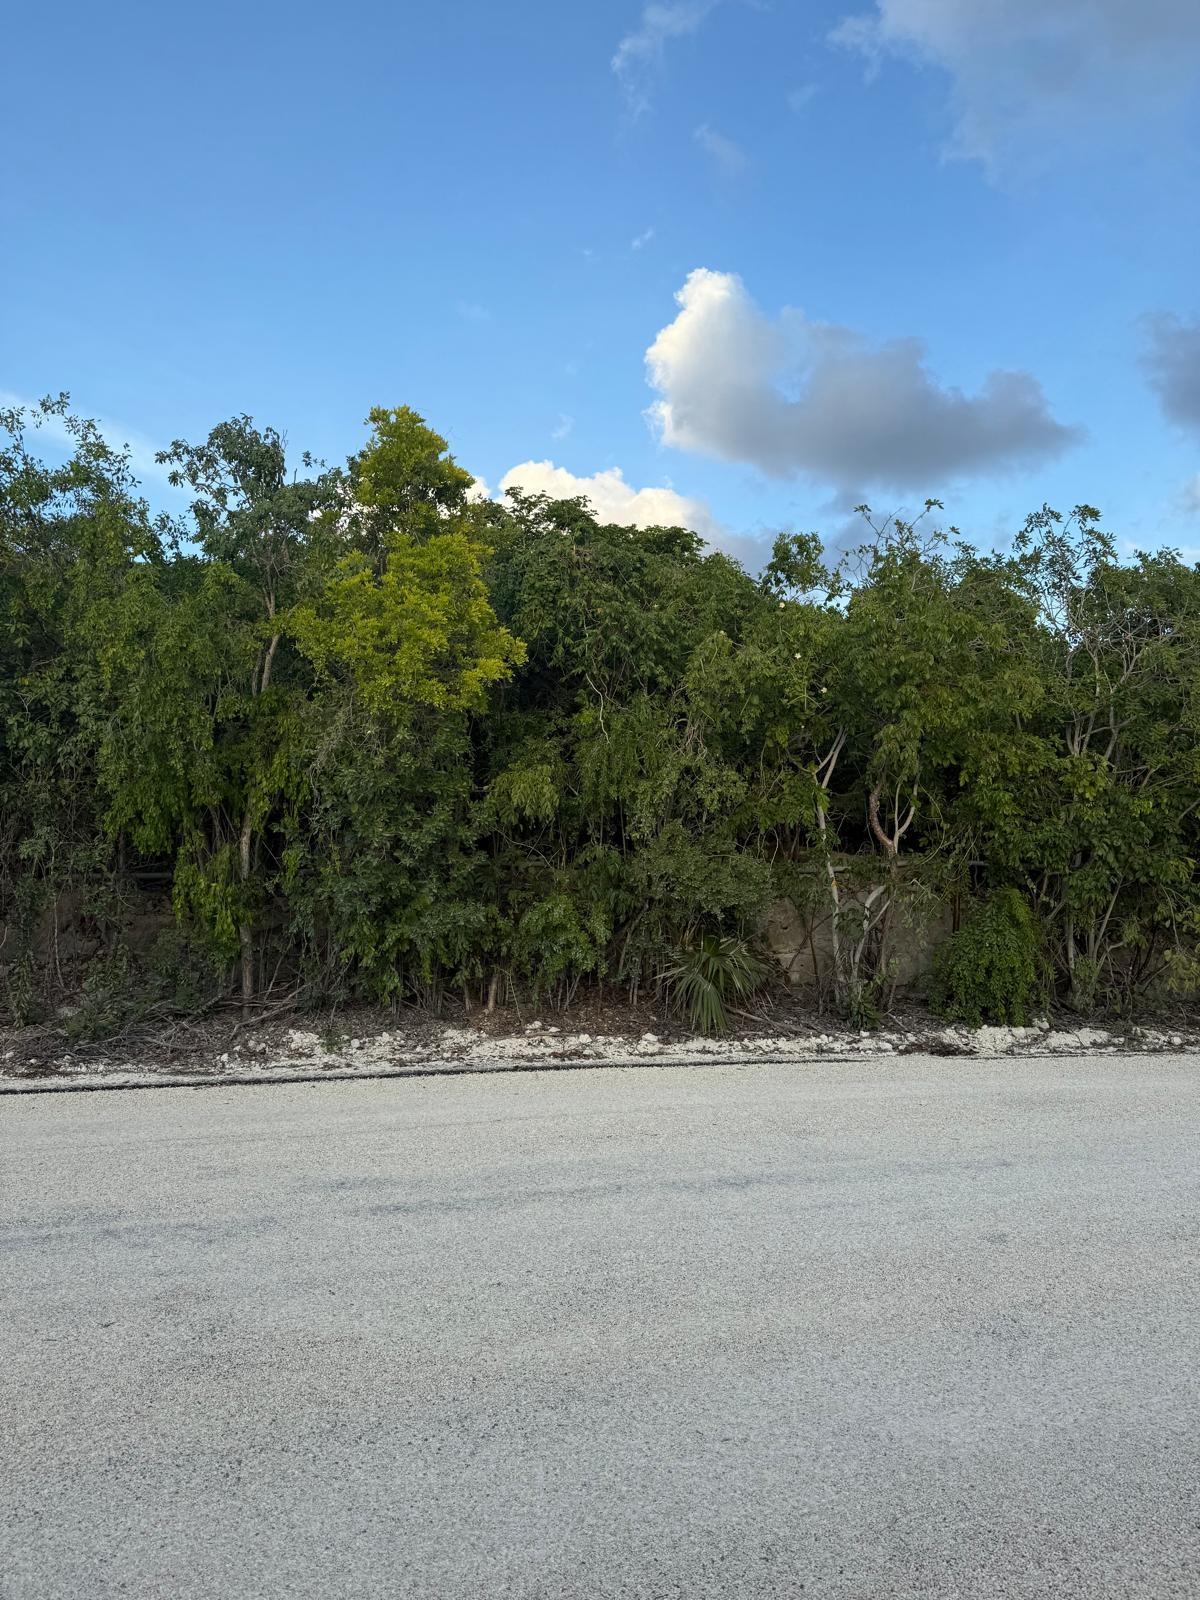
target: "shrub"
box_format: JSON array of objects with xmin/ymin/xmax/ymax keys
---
[
  {"xmin": 930, "ymin": 890, "xmax": 1040, "ymax": 1027},
  {"xmin": 662, "ymin": 934, "xmax": 770, "ymax": 1036},
  {"xmin": 61, "ymin": 931, "xmax": 225, "ymax": 1044}
]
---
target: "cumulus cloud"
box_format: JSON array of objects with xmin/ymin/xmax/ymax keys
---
[
  {"xmin": 498, "ymin": 458, "xmax": 727, "ymax": 544},
  {"xmin": 694, "ymin": 123, "xmax": 748, "ymax": 177},
  {"xmin": 1141, "ymin": 313, "xmax": 1200, "ymax": 437},
  {"xmin": 832, "ymin": 0, "xmax": 1200, "ymax": 168},
  {"xmin": 612, "ymin": 1, "xmax": 720, "ymax": 116},
  {"xmin": 644, "ymin": 268, "xmax": 1081, "ymax": 492}
]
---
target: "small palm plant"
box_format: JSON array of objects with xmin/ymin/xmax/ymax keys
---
[{"xmin": 662, "ymin": 933, "xmax": 770, "ymax": 1036}]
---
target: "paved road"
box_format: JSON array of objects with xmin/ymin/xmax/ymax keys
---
[{"xmin": 3, "ymin": 1057, "xmax": 1199, "ymax": 1598}]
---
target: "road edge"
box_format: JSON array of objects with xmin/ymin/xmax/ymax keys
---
[{"xmin": 3, "ymin": 1045, "xmax": 1188, "ymax": 1096}]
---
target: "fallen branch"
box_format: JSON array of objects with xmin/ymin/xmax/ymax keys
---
[{"xmin": 227, "ymin": 989, "xmax": 303, "ymax": 1041}]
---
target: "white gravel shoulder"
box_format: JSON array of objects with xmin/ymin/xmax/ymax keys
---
[{"xmin": 3, "ymin": 1016, "xmax": 1197, "ymax": 1093}]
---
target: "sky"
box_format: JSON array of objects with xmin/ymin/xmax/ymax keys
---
[{"xmin": 4, "ymin": 0, "xmax": 1200, "ymax": 566}]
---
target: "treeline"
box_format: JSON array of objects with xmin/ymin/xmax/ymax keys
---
[{"xmin": 4, "ymin": 395, "xmax": 1200, "ymax": 1035}]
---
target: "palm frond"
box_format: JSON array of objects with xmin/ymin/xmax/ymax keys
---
[{"xmin": 662, "ymin": 934, "xmax": 770, "ymax": 1036}]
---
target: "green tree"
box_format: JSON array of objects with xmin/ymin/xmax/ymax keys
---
[
  {"xmin": 277, "ymin": 408, "xmax": 523, "ymax": 1004},
  {"xmin": 979, "ymin": 508, "xmax": 1200, "ymax": 1006},
  {"xmin": 0, "ymin": 396, "xmax": 162, "ymax": 1019}
]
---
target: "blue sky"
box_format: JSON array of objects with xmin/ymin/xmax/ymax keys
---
[{"xmin": 4, "ymin": 0, "xmax": 1200, "ymax": 564}]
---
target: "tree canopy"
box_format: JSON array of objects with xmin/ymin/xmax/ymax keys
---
[{"xmin": 5, "ymin": 396, "xmax": 1200, "ymax": 1032}]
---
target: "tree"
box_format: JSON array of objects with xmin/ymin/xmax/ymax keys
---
[
  {"xmin": 0, "ymin": 396, "xmax": 163, "ymax": 1019},
  {"xmin": 812, "ymin": 505, "xmax": 1040, "ymax": 1016},
  {"xmin": 276, "ymin": 408, "xmax": 523, "ymax": 1005},
  {"xmin": 95, "ymin": 408, "xmax": 521, "ymax": 1010},
  {"xmin": 982, "ymin": 508, "xmax": 1200, "ymax": 1006}
]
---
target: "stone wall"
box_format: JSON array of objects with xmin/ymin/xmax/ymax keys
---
[{"xmin": 762, "ymin": 887, "xmax": 956, "ymax": 992}]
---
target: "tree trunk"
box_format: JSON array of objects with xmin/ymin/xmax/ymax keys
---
[
  {"xmin": 238, "ymin": 628, "xmax": 280, "ymax": 1011},
  {"xmin": 813, "ymin": 730, "xmax": 847, "ymax": 1008},
  {"xmin": 239, "ymin": 809, "xmax": 254, "ymax": 1013}
]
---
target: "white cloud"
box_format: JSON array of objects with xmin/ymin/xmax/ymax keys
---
[
  {"xmin": 551, "ymin": 413, "xmax": 575, "ymax": 441},
  {"xmin": 612, "ymin": 1, "xmax": 720, "ymax": 115},
  {"xmin": 631, "ymin": 226, "xmax": 656, "ymax": 252},
  {"xmin": 499, "ymin": 459, "xmax": 727, "ymax": 545},
  {"xmin": 694, "ymin": 122, "xmax": 748, "ymax": 176},
  {"xmin": 1141, "ymin": 313, "xmax": 1200, "ymax": 438},
  {"xmin": 645, "ymin": 268, "xmax": 1081, "ymax": 491},
  {"xmin": 832, "ymin": 0, "xmax": 1200, "ymax": 168},
  {"xmin": 787, "ymin": 84, "xmax": 818, "ymax": 113}
]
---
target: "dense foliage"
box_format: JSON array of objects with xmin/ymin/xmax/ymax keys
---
[
  {"xmin": 5, "ymin": 396, "xmax": 1200, "ymax": 1032},
  {"xmin": 930, "ymin": 890, "xmax": 1041, "ymax": 1027}
]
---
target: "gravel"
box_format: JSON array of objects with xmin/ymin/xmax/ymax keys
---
[
  {"xmin": 3, "ymin": 1054, "xmax": 1199, "ymax": 1597},
  {"xmin": 4, "ymin": 1016, "xmax": 1193, "ymax": 1091}
]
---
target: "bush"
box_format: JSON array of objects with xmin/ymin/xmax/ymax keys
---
[
  {"xmin": 930, "ymin": 890, "xmax": 1040, "ymax": 1027},
  {"xmin": 62, "ymin": 931, "xmax": 225, "ymax": 1043},
  {"xmin": 662, "ymin": 934, "xmax": 770, "ymax": 1036}
]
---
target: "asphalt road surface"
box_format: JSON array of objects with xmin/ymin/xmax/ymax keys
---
[{"xmin": 3, "ymin": 1056, "xmax": 1199, "ymax": 1598}]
